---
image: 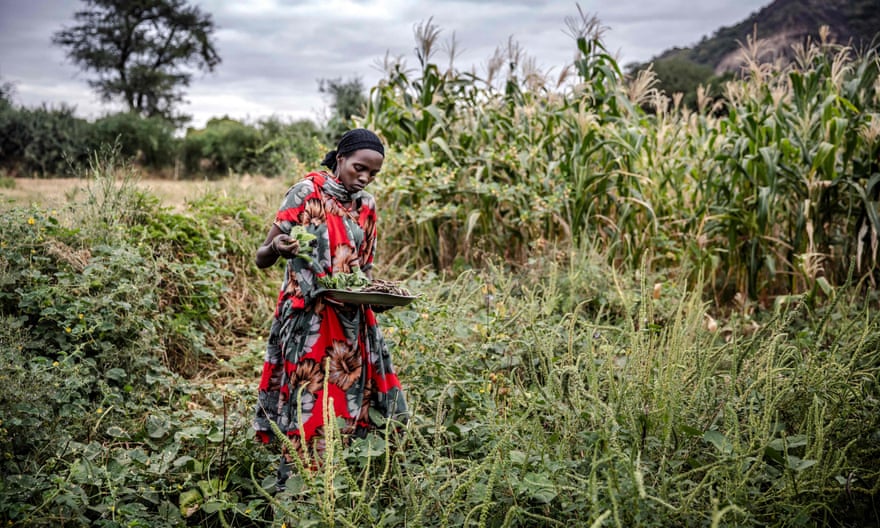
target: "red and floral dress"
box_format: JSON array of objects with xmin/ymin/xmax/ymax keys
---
[{"xmin": 254, "ymin": 172, "xmax": 407, "ymax": 456}]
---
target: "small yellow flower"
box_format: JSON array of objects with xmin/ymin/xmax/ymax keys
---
[
  {"xmin": 65, "ymin": 327, "xmax": 72, "ymax": 333},
  {"xmin": 27, "ymin": 217, "xmax": 35, "ymax": 225},
  {"xmin": 420, "ymin": 312, "xmax": 429, "ymax": 320},
  {"xmin": 96, "ymin": 408, "xmax": 103, "ymax": 414},
  {"xmin": 53, "ymin": 361, "xmax": 59, "ymax": 367},
  {"xmin": 51, "ymin": 210, "xmax": 57, "ymax": 215},
  {"xmin": 78, "ymin": 313, "xmax": 84, "ymax": 319}
]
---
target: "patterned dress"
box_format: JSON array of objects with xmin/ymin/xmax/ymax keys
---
[{"xmin": 254, "ymin": 172, "xmax": 407, "ymax": 456}]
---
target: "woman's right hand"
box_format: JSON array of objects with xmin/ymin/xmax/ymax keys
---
[{"xmin": 272, "ymin": 234, "xmax": 300, "ymax": 259}]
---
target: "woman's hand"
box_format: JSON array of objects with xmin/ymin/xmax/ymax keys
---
[{"xmin": 272, "ymin": 234, "xmax": 300, "ymax": 259}]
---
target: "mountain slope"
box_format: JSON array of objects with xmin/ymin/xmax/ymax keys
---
[{"xmin": 655, "ymin": 0, "xmax": 880, "ymax": 74}]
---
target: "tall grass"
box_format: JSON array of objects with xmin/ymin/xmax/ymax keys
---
[
  {"xmin": 256, "ymin": 250, "xmax": 880, "ymax": 527},
  {"xmin": 2, "ymin": 159, "xmax": 878, "ymax": 526}
]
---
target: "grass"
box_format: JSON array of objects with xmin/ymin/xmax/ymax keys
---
[
  {"xmin": 0, "ymin": 173, "xmax": 285, "ymax": 213},
  {"xmin": 2, "ymin": 174, "xmax": 878, "ymax": 526}
]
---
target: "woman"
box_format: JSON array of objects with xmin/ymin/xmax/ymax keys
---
[{"xmin": 253, "ymin": 128, "xmax": 407, "ymax": 479}]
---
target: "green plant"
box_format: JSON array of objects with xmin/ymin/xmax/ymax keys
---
[
  {"xmin": 360, "ymin": 13, "xmax": 880, "ymax": 302},
  {"xmin": 90, "ymin": 112, "xmax": 179, "ymax": 169},
  {"xmin": 0, "ymin": 173, "xmax": 14, "ymax": 189}
]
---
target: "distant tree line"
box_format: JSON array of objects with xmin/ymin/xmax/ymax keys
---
[
  {"xmin": 0, "ymin": 0, "xmax": 373, "ymax": 178},
  {"xmin": 0, "ymin": 77, "xmax": 367, "ymax": 178}
]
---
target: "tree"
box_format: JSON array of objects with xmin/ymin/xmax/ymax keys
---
[
  {"xmin": 318, "ymin": 77, "xmax": 367, "ymax": 142},
  {"xmin": 651, "ymin": 57, "xmax": 715, "ymax": 109},
  {"xmin": 53, "ymin": 0, "xmax": 220, "ymax": 123},
  {"xmin": 627, "ymin": 56, "xmax": 717, "ymax": 111}
]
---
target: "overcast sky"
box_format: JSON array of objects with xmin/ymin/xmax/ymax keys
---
[{"xmin": 0, "ymin": 0, "xmax": 769, "ymax": 128}]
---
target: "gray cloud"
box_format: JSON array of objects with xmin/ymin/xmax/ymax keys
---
[{"xmin": 0, "ymin": 0, "xmax": 769, "ymax": 127}]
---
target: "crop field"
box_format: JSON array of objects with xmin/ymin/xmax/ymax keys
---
[{"xmin": 1, "ymin": 20, "xmax": 879, "ymax": 528}]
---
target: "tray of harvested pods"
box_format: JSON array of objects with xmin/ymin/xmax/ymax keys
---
[{"xmin": 323, "ymin": 279, "xmax": 416, "ymax": 306}]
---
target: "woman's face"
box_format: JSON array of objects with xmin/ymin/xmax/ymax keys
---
[{"xmin": 335, "ymin": 149, "xmax": 384, "ymax": 193}]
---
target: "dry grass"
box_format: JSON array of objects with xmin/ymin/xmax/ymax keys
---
[{"xmin": 0, "ymin": 174, "xmax": 289, "ymax": 212}]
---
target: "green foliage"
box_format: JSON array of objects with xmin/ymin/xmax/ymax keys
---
[
  {"xmin": 254, "ymin": 116, "xmax": 324, "ymax": 174},
  {"xmin": 0, "ymin": 153, "xmax": 271, "ymax": 373},
  {"xmin": 183, "ymin": 117, "xmax": 263, "ymax": 176},
  {"xmin": 3, "ymin": 7, "xmax": 880, "ymax": 527},
  {"xmin": 52, "ymin": 0, "xmax": 221, "ymax": 123},
  {"xmin": 2, "ymin": 154, "xmax": 879, "ymax": 526},
  {"xmin": 319, "ymin": 76, "xmax": 368, "ymax": 142},
  {"xmin": 0, "ymin": 155, "xmax": 280, "ymax": 525},
  {"xmin": 365, "ymin": 15, "xmax": 637, "ymax": 270},
  {"xmin": 0, "ymin": 102, "xmax": 92, "ymax": 176},
  {"xmin": 705, "ymin": 43, "xmax": 880, "ymax": 298},
  {"xmin": 628, "ymin": 57, "xmax": 717, "ymax": 110},
  {"xmin": 0, "ymin": 101, "xmax": 182, "ymax": 177},
  {"xmin": 182, "ymin": 116, "xmax": 324, "ymax": 177},
  {"xmin": 318, "ymin": 268, "xmax": 370, "ymax": 290},
  {"xmin": 364, "ymin": 14, "xmax": 880, "ymax": 299},
  {"xmin": 0, "ymin": 101, "xmax": 324, "ymax": 178},
  {"xmin": 91, "ymin": 112, "xmax": 178, "ymax": 169}
]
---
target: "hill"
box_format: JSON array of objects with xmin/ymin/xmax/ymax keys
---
[{"xmin": 655, "ymin": 0, "xmax": 880, "ymax": 74}]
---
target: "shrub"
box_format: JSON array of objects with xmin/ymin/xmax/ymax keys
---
[
  {"xmin": 0, "ymin": 103, "xmax": 92, "ymax": 176},
  {"xmin": 182, "ymin": 116, "xmax": 325, "ymax": 177},
  {"xmin": 0, "ymin": 157, "xmax": 279, "ymax": 525},
  {"xmin": 182, "ymin": 117, "xmax": 263, "ymax": 176},
  {"xmin": 91, "ymin": 112, "xmax": 179, "ymax": 169}
]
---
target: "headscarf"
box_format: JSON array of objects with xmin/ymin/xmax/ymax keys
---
[{"xmin": 321, "ymin": 128, "xmax": 385, "ymax": 173}]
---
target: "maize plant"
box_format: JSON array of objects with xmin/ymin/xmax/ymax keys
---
[{"xmin": 363, "ymin": 13, "xmax": 880, "ymax": 300}]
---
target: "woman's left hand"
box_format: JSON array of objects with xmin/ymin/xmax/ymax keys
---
[{"xmin": 272, "ymin": 234, "xmax": 300, "ymax": 259}]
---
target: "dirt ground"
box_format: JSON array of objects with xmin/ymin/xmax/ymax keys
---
[{"xmin": 0, "ymin": 174, "xmax": 287, "ymax": 211}]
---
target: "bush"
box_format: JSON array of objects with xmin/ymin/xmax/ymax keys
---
[
  {"xmin": 182, "ymin": 116, "xmax": 324, "ymax": 177},
  {"xmin": 0, "ymin": 103, "xmax": 92, "ymax": 176},
  {"xmin": 0, "ymin": 159, "xmax": 278, "ymax": 525},
  {"xmin": 252, "ymin": 116, "xmax": 324, "ymax": 175},
  {"xmin": 182, "ymin": 117, "xmax": 263, "ymax": 176},
  {"xmin": 0, "ymin": 153, "xmax": 271, "ymax": 374},
  {"xmin": 91, "ymin": 112, "xmax": 179, "ymax": 169},
  {"xmin": 0, "ymin": 101, "xmax": 179, "ymax": 177}
]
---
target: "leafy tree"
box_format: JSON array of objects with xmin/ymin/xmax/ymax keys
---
[
  {"xmin": 52, "ymin": 0, "xmax": 220, "ymax": 124},
  {"xmin": 91, "ymin": 112, "xmax": 178, "ymax": 169},
  {"xmin": 626, "ymin": 57, "xmax": 719, "ymax": 111},
  {"xmin": 0, "ymin": 79, "xmax": 14, "ymax": 108},
  {"xmin": 651, "ymin": 57, "xmax": 715, "ymax": 108},
  {"xmin": 319, "ymin": 77, "xmax": 367, "ymax": 141}
]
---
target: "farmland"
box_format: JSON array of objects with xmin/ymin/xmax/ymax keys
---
[{"xmin": 1, "ymin": 17, "xmax": 879, "ymax": 528}]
